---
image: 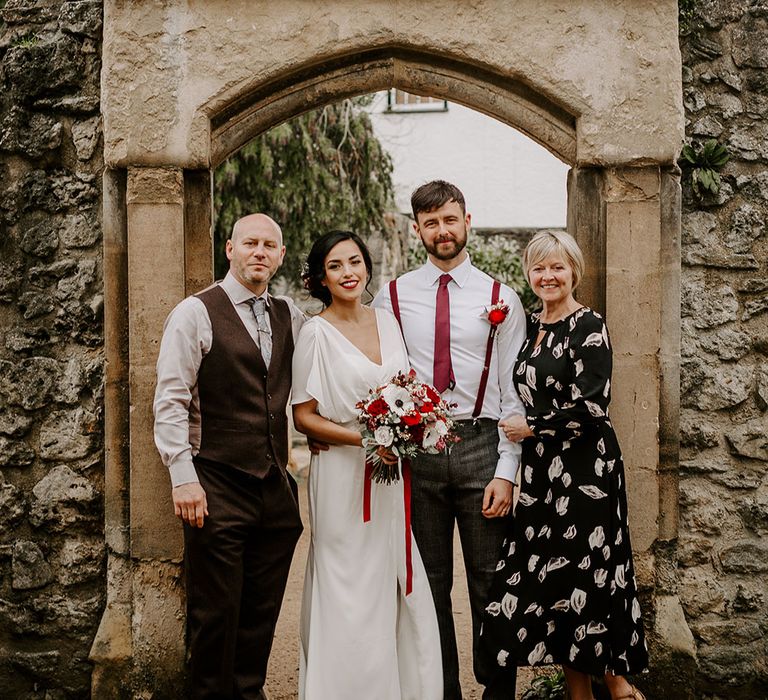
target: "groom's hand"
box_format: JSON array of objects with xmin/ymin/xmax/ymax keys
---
[
  {"xmin": 482, "ymin": 478, "xmax": 513, "ymax": 519},
  {"xmin": 173, "ymin": 482, "xmax": 209, "ymax": 528},
  {"xmin": 307, "ymin": 437, "xmax": 330, "ymax": 455}
]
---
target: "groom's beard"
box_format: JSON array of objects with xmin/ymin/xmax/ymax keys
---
[{"xmin": 421, "ymin": 227, "xmax": 468, "ymax": 261}]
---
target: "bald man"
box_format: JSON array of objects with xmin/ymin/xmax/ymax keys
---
[{"xmin": 154, "ymin": 214, "xmax": 305, "ymax": 699}]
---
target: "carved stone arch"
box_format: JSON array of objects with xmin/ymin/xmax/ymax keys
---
[
  {"xmin": 204, "ymin": 47, "xmax": 580, "ymax": 168},
  {"xmin": 96, "ymin": 5, "xmax": 687, "ymax": 695}
]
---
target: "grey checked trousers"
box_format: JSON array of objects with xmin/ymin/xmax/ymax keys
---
[{"xmin": 410, "ymin": 418, "xmax": 514, "ymax": 700}]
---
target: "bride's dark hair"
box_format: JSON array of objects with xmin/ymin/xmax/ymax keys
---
[{"xmin": 302, "ymin": 230, "xmax": 374, "ymax": 306}]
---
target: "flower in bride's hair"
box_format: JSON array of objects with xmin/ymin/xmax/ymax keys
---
[
  {"xmin": 373, "ymin": 426, "xmax": 394, "ymax": 447},
  {"xmin": 381, "ymin": 385, "xmax": 414, "ymax": 416}
]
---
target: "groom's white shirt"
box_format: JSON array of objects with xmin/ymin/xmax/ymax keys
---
[
  {"xmin": 153, "ymin": 271, "xmax": 305, "ymax": 488},
  {"xmin": 372, "ymin": 256, "xmax": 526, "ymax": 483}
]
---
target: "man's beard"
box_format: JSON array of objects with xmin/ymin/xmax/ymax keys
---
[{"xmin": 423, "ymin": 229, "xmax": 467, "ymax": 261}]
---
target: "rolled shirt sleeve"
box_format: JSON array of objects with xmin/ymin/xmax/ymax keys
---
[
  {"xmin": 153, "ymin": 296, "xmax": 211, "ymax": 488},
  {"xmin": 493, "ymin": 288, "xmax": 527, "ymax": 483}
]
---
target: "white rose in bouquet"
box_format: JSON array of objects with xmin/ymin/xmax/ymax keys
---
[{"xmin": 373, "ymin": 425, "xmax": 394, "ymax": 448}]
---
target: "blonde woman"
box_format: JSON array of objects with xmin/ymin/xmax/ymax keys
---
[{"xmin": 481, "ymin": 231, "xmax": 648, "ymax": 700}]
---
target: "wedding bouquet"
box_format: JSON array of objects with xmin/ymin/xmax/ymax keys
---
[{"xmin": 356, "ymin": 370, "xmax": 459, "ymax": 484}]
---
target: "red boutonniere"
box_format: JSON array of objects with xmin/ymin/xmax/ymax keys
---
[{"xmin": 487, "ymin": 300, "xmax": 510, "ymax": 329}]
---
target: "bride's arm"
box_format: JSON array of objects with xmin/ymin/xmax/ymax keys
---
[{"xmin": 293, "ymin": 399, "xmax": 363, "ymax": 447}]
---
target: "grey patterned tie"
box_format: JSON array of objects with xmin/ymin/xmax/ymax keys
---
[{"xmin": 247, "ymin": 297, "xmax": 272, "ymax": 367}]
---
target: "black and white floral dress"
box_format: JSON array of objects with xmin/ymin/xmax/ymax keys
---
[{"xmin": 481, "ymin": 307, "xmax": 648, "ymax": 677}]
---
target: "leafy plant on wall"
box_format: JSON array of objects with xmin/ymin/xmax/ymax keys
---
[
  {"xmin": 214, "ymin": 97, "xmax": 395, "ymax": 282},
  {"xmin": 679, "ymin": 139, "xmax": 730, "ymax": 198}
]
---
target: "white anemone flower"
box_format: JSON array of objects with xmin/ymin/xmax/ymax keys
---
[
  {"xmin": 422, "ymin": 425, "xmax": 442, "ymax": 450},
  {"xmin": 381, "ymin": 385, "xmax": 414, "ymax": 416}
]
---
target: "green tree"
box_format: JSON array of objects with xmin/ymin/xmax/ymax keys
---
[{"xmin": 214, "ymin": 98, "xmax": 394, "ymax": 282}]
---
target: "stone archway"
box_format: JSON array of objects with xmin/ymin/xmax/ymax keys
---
[
  {"xmin": 94, "ymin": 2, "xmax": 687, "ymax": 695},
  {"xmin": 207, "ymin": 47, "xmax": 578, "ymax": 167}
]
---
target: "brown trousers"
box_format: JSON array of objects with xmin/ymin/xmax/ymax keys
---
[{"xmin": 184, "ymin": 459, "xmax": 303, "ymax": 699}]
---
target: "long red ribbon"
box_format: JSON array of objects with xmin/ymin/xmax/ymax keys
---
[
  {"xmin": 363, "ymin": 459, "xmax": 373, "ymax": 522},
  {"xmin": 402, "ymin": 459, "xmax": 413, "ymax": 596},
  {"xmin": 362, "ymin": 458, "xmax": 413, "ymax": 596}
]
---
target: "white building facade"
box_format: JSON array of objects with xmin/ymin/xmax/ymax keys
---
[{"xmin": 367, "ymin": 90, "xmax": 569, "ymax": 229}]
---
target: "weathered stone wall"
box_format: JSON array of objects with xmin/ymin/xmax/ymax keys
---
[
  {"xmin": 5, "ymin": 0, "xmax": 767, "ymax": 698},
  {"xmin": 0, "ymin": 1, "xmax": 104, "ymax": 697},
  {"xmin": 679, "ymin": 2, "xmax": 768, "ymax": 697}
]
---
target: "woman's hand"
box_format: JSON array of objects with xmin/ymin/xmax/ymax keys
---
[
  {"xmin": 376, "ymin": 446, "xmax": 399, "ymax": 465},
  {"xmin": 499, "ymin": 414, "xmax": 534, "ymax": 442}
]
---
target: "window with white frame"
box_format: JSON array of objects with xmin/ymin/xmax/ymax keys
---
[{"xmin": 386, "ymin": 89, "xmax": 449, "ymax": 113}]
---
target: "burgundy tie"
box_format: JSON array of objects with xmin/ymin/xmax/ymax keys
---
[{"xmin": 433, "ymin": 273, "xmax": 455, "ymax": 393}]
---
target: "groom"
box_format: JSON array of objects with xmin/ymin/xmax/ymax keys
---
[
  {"xmin": 373, "ymin": 181, "xmax": 526, "ymax": 699},
  {"xmin": 153, "ymin": 213, "xmax": 305, "ymax": 699}
]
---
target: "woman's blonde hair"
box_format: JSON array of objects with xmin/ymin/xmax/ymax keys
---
[{"xmin": 523, "ymin": 230, "xmax": 585, "ymax": 290}]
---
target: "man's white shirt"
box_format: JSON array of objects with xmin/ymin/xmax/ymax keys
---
[
  {"xmin": 153, "ymin": 272, "xmax": 305, "ymax": 488},
  {"xmin": 372, "ymin": 256, "xmax": 526, "ymax": 483}
]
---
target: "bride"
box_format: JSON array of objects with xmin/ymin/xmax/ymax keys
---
[{"xmin": 292, "ymin": 231, "xmax": 443, "ymax": 700}]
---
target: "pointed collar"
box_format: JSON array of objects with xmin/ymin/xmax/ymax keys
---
[
  {"xmin": 220, "ymin": 271, "xmax": 270, "ymax": 306},
  {"xmin": 422, "ymin": 255, "xmax": 473, "ymax": 289}
]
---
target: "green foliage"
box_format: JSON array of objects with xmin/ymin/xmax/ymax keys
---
[
  {"xmin": 408, "ymin": 233, "xmax": 539, "ymax": 313},
  {"xmin": 521, "ymin": 669, "xmax": 567, "ymax": 700},
  {"xmin": 11, "ymin": 32, "xmax": 38, "ymax": 47},
  {"xmin": 679, "ymin": 139, "xmax": 730, "ymax": 197},
  {"xmin": 214, "ymin": 98, "xmax": 394, "ymax": 282},
  {"xmin": 678, "ymin": 0, "xmax": 701, "ymax": 37}
]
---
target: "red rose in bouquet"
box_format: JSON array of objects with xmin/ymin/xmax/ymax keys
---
[
  {"xmin": 401, "ymin": 412, "xmax": 421, "ymax": 427},
  {"xmin": 367, "ymin": 398, "xmax": 389, "ymax": 417}
]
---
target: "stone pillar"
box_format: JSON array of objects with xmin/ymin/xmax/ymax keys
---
[
  {"xmin": 603, "ymin": 166, "xmax": 663, "ymax": 561},
  {"xmin": 93, "ymin": 167, "xmax": 214, "ymax": 696},
  {"xmin": 127, "ymin": 167, "xmax": 186, "ymax": 560},
  {"xmin": 90, "ymin": 169, "xmax": 132, "ymax": 697},
  {"xmin": 184, "ymin": 170, "xmax": 214, "ymax": 295},
  {"xmin": 125, "ymin": 167, "xmax": 187, "ymax": 691},
  {"xmin": 602, "ymin": 166, "xmax": 696, "ymax": 696},
  {"xmin": 567, "ymin": 167, "xmax": 606, "ymax": 315},
  {"xmin": 658, "ymin": 169, "xmax": 682, "ymax": 545}
]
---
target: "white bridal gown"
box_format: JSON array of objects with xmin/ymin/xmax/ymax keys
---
[{"xmin": 292, "ymin": 308, "xmax": 443, "ymax": 700}]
